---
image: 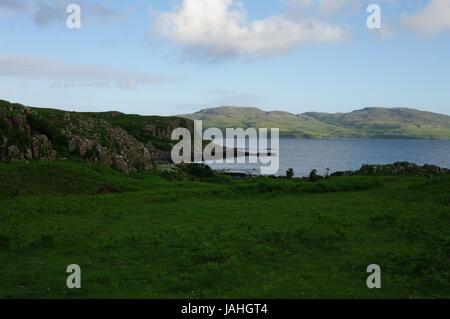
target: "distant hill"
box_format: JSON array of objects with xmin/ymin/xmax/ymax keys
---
[{"xmin": 182, "ymin": 106, "xmax": 450, "ymax": 139}]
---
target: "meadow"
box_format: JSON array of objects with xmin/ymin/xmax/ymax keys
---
[{"xmin": 0, "ymin": 161, "xmax": 449, "ymax": 298}]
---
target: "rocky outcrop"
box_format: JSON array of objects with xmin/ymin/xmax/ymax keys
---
[
  {"xmin": 62, "ymin": 118, "xmax": 154, "ymax": 173},
  {"xmin": 106, "ymin": 127, "xmax": 153, "ymax": 172},
  {"xmin": 422, "ymin": 164, "xmax": 449, "ymax": 174},
  {"xmin": 0, "ymin": 103, "xmax": 56, "ymax": 162},
  {"xmin": 357, "ymin": 162, "xmax": 450, "ymax": 175},
  {"xmin": 6, "ymin": 145, "xmax": 26, "ymax": 161},
  {"xmin": 32, "ymin": 135, "xmax": 56, "ymax": 160},
  {"xmin": 329, "ymin": 162, "xmax": 450, "ymax": 177},
  {"xmin": 143, "ymin": 118, "xmax": 194, "ymax": 140},
  {"xmin": 0, "ymin": 100, "xmax": 194, "ymax": 173}
]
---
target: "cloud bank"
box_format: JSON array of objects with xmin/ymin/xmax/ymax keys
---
[
  {"xmin": 0, "ymin": 55, "xmax": 166, "ymax": 89},
  {"xmin": 153, "ymin": 0, "xmax": 348, "ymax": 60}
]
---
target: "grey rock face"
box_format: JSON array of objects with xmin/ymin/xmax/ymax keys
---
[{"xmin": 32, "ymin": 135, "xmax": 56, "ymax": 160}]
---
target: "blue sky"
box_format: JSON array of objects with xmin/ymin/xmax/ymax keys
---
[{"xmin": 0, "ymin": 0, "xmax": 449, "ymax": 115}]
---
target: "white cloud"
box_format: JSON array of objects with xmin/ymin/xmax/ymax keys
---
[
  {"xmin": 403, "ymin": 0, "xmax": 450, "ymax": 34},
  {"xmin": 153, "ymin": 0, "xmax": 348, "ymax": 60},
  {"xmin": 319, "ymin": 0, "xmax": 357, "ymax": 14},
  {"xmin": 285, "ymin": 0, "xmax": 358, "ymax": 15},
  {"xmin": 0, "ymin": 55, "xmax": 167, "ymax": 89},
  {"xmin": 0, "ymin": 0, "xmax": 127, "ymax": 26}
]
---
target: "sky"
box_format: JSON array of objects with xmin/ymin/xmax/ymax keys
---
[{"xmin": 0, "ymin": 0, "xmax": 449, "ymax": 116}]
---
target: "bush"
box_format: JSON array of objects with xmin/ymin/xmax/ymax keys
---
[
  {"xmin": 26, "ymin": 113, "xmax": 66, "ymax": 145},
  {"xmin": 181, "ymin": 163, "xmax": 215, "ymax": 178},
  {"xmin": 286, "ymin": 168, "xmax": 294, "ymax": 179},
  {"xmin": 309, "ymin": 169, "xmax": 320, "ymax": 182}
]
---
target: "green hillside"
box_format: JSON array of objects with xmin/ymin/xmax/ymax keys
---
[
  {"xmin": 0, "ymin": 100, "xmax": 193, "ymax": 173},
  {"xmin": 183, "ymin": 106, "xmax": 450, "ymax": 139}
]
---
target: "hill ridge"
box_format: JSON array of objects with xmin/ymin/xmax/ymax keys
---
[{"xmin": 183, "ymin": 106, "xmax": 450, "ymax": 139}]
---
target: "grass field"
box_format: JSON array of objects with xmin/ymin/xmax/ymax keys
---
[{"xmin": 0, "ymin": 161, "xmax": 449, "ymax": 298}]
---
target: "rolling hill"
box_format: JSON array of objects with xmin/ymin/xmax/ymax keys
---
[{"xmin": 182, "ymin": 106, "xmax": 450, "ymax": 139}]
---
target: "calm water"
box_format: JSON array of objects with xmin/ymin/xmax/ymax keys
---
[{"xmin": 209, "ymin": 138, "xmax": 450, "ymax": 177}]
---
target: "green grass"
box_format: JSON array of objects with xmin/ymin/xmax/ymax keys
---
[{"xmin": 0, "ymin": 161, "xmax": 449, "ymax": 298}]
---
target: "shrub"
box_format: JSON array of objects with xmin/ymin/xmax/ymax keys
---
[
  {"xmin": 309, "ymin": 169, "xmax": 320, "ymax": 182},
  {"xmin": 181, "ymin": 163, "xmax": 215, "ymax": 178},
  {"xmin": 26, "ymin": 113, "xmax": 66, "ymax": 145},
  {"xmin": 286, "ymin": 168, "xmax": 294, "ymax": 179}
]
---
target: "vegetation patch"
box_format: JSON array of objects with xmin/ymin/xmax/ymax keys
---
[{"xmin": 0, "ymin": 160, "xmax": 449, "ymax": 298}]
